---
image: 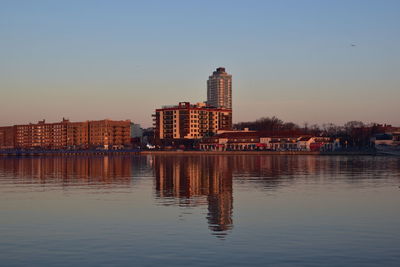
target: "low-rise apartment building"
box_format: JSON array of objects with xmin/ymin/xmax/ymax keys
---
[
  {"xmin": 14, "ymin": 118, "xmax": 72, "ymax": 149},
  {"xmin": 88, "ymin": 119, "xmax": 131, "ymax": 149},
  {"xmin": 0, "ymin": 126, "xmax": 15, "ymax": 149},
  {"xmin": 0, "ymin": 118, "xmax": 131, "ymax": 150}
]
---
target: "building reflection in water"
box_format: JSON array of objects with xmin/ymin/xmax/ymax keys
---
[
  {"xmin": 154, "ymin": 155, "xmax": 233, "ymax": 237},
  {"xmin": 1, "ymin": 155, "xmax": 393, "ymax": 238},
  {"xmin": 152, "ymin": 154, "xmax": 378, "ymax": 237},
  {"xmin": 0, "ymin": 156, "xmax": 134, "ymax": 186}
]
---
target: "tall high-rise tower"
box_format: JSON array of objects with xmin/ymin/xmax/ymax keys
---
[{"xmin": 207, "ymin": 67, "xmax": 232, "ymax": 109}]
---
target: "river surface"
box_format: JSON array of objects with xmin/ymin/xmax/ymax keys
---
[{"xmin": 0, "ymin": 155, "xmax": 399, "ymax": 266}]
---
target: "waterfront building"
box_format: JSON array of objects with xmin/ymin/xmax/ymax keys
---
[
  {"xmin": 371, "ymin": 132, "xmax": 400, "ymax": 155},
  {"xmin": 130, "ymin": 123, "xmax": 143, "ymax": 147},
  {"xmin": 199, "ymin": 131, "xmax": 340, "ymax": 152},
  {"xmin": 207, "ymin": 67, "xmax": 232, "ymax": 109},
  {"xmin": 67, "ymin": 121, "xmax": 89, "ymax": 148},
  {"xmin": 0, "ymin": 126, "xmax": 15, "ymax": 149},
  {"xmin": 130, "ymin": 123, "xmax": 143, "ymax": 139},
  {"xmin": 88, "ymin": 119, "xmax": 131, "ymax": 149},
  {"xmin": 14, "ymin": 118, "xmax": 71, "ymax": 149},
  {"xmin": 153, "ymin": 102, "xmax": 232, "ymax": 144},
  {"xmin": 1, "ymin": 118, "xmax": 131, "ymax": 150}
]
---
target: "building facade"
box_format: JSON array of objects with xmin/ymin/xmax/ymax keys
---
[
  {"xmin": 207, "ymin": 67, "xmax": 232, "ymax": 109},
  {"xmin": 67, "ymin": 121, "xmax": 89, "ymax": 148},
  {"xmin": 14, "ymin": 118, "xmax": 72, "ymax": 149},
  {"xmin": 0, "ymin": 126, "xmax": 15, "ymax": 149},
  {"xmin": 199, "ymin": 131, "xmax": 341, "ymax": 152},
  {"xmin": 88, "ymin": 119, "xmax": 131, "ymax": 149},
  {"xmin": 154, "ymin": 102, "xmax": 232, "ymax": 142},
  {"xmin": 0, "ymin": 119, "xmax": 131, "ymax": 150},
  {"xmin": 130, "ymin": 123, "xmax": 143, "ymax": 139}
]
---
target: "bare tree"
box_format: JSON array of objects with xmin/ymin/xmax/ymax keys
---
[{"xmin": 234, "ymin": 116, "xmax": 299, "ymax": 132}]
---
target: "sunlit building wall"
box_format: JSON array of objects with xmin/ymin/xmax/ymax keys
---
[
  {"xmin": 154, "ymin": 102, "xmax": 232, "ymax": 141},
  {"xmin": 0, "ymin": 126, "xmax": 15, "ymax": 149},
  {"xmin": 207, "ymin": 67, "xmax": 232, "ymax": 109},
  {"xmin": 1, "ymin": 118, "xmax": 131, "ymax": 149}
]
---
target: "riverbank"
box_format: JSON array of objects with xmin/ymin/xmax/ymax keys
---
[
  {"xmin": 141, "ymin": 150, "xmax": 376, "ymax": 156},
  {"xmin": 0, "ymin": 149, "xmax": 376, "ymax": 157},
  {"xmin": 0, "ymin": 149, "xmax": 140, "ymax": 157}
]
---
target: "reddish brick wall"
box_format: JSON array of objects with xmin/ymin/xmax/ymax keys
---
[
  {"xmin": 1, "ymin": 119, "xmax": 131, "ymax": 149},
  {"xmin": 0, "ymin": 126, "xmax": 15, "ymax": 149}
]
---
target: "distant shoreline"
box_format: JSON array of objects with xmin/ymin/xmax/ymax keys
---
[
  {"xmin": 140, "ymin": 151, "xmax": 376, "ymax": 156},
  {"xmin": 0, "ymin": 150, "xmax": 377, "ymax": 157}
]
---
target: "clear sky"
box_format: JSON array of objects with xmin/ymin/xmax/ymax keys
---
[{"xmin": 1, "ymin": 0, "xmax": 399, "ymax": 127}]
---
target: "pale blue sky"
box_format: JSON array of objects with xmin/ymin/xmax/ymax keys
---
[{"xmin": 1, "ymin": 0, "xmax": 399, "ymax": 127}]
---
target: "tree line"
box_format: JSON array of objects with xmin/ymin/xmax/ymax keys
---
[{"xmin": 234, "ymin": 116, "xmax": 389, "ymax": 148}]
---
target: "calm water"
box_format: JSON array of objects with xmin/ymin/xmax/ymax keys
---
[{"xmin": 0, "ymin": 155, "xmax": 399, "ymax": 266}]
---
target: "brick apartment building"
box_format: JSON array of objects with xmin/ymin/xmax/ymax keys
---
[
  {"xmin": 0, "ymin": 119, "xmax": 131, "ymax": 150},
  {"xmin": 0, "ymin": 126, "xmax": 15, "ymax": 149},
  {"xmin": 153, "ymin": 102, "xmax": 232, "ymax": 145},
  {"xmin": 88, "ymin": 119, "xmax": 131, "ymax": 149}
]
